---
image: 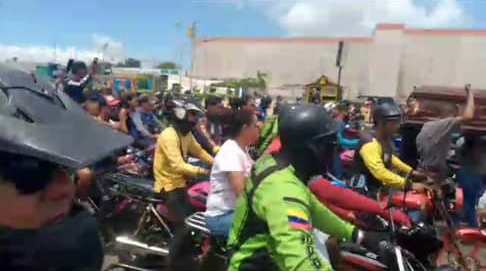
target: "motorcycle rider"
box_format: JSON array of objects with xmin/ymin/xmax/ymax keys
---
[
  {"xmin": 154, "ymin": 100, "xmax": 213, "ymax": 217},
  {"xmin": 416, "ymin": 84, "xmax": 475, "ymax": 183},
  {"xmin": 0, "ymin": 64, "xmax": 132, "ymax": 270},
  {"xmin": 355, "ymin": 102, "xmax": 427, "ymax": 197},
  {"xmin": 228, "ymin": 104, "xmax": 385, "ymax": 271},
  {"xmin": 153, "ymin": 100, "xmax": 213, "ymax": 268}
]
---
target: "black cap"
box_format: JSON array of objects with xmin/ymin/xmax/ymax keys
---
[{"xmin": 0, "ymin": 64, "xmax": 133, "ymax": 169}]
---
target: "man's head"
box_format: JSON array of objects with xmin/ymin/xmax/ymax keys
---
[
  {"xmin": 85, "ymin": 94, "xmax": 107, "ymax": 117},
  {"xmin": 70, "ymin": 61, "xmax": 88, "ymax": 81},
  {"xmin": 0, "ymin": 153, "xmax": 75, "ymax": 229},
  {"xmin": 279, "ymin": 104, "xmax": 338, "ymax": 179},
  {"xmin": 373, "ymin": 102, "xmax": 402, "ymax": 137},
  {"xmin": 138, "ymin": 95, "xmax": 154, "ymax": 113},
  {"xmin": 121, "ymin": 93, "xmax": 138, "ymax": 110},
  {"xmin": 172, "ymin": 101, "xmax": 203, "ymax": 134}
]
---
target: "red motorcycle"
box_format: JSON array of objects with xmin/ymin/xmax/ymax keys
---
[
  {"xmin": 311, "ymin": 178, "xmax": 447, "ymax": 270},
  {"xmin": 377, "ymin": 179, "xmax": 485, "ymax": 271}
]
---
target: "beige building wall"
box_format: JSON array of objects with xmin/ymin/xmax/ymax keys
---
[{"xmin": 192, "ymin": 24, "xmax": 486, "ymax": 99}]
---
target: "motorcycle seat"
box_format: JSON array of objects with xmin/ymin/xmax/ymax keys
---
[
  {"xmin": 106, "ymin": 172, "xmax": 154, "ymax": 190},
  {"xmin": 185, "ymin": 212, "xmax": 211, "ymax": 234},
  {"xmin": 339, "ymin": 242, "xmax": 369, "ymax": 255},
  {"xmin": 105, "ymin": 173, "xmax": 163, "ymax": 202}
]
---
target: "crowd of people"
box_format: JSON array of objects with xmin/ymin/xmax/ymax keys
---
[{"xmin": 0, "ymin": 59, "xmax": 485, "ymax": 271}]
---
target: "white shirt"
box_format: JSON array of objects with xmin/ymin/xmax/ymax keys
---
[
  {"xmin": 205, "ymin": 139, "xmax": 253, "ymax": 217},
  {"xmin": 479, "ymin": 191, "xmax": 486, "ymax": 209}
]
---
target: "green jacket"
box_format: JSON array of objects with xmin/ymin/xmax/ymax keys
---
[
  {"xmin": 257, "ymin": 116, "xmax": 279, "ymax": 156},
  {"xmin": 228, "ymin": 155, "xmax": 355, "ymax": 271}
]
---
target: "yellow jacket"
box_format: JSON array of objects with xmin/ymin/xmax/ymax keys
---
[
  {"xmin": 359, "ymin": 139, "xmax": 412, "ymax": 189},
  {"xmin": 153, "ymin": 127, "xmax": 213, "ymax": 193}
]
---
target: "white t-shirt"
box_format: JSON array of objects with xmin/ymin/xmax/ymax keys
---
[{"xmin": 205, "ymin": 139, "xmax": 253, "ymax": 217}]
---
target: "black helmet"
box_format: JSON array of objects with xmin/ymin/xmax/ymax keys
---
[
  {"xmin": 276, "ymin": 102, "xmax": 293, "ymax": 120},
  {"xmin": 279, "ymin": 104, "xmax": 337, "ymax": 178},
  {"xmin": 279, "ymin": 104, "xmax": 337, "ymax": 148},
  {"xmin": 373, "ymin": 102, "xmax": 402, "ymax": 124},
  {"xmin": 0, "ymin": 64, "xmax": 133, "ymax": 169}
]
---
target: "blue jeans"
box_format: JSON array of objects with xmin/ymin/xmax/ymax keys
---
[
  {"xmin": 206, "ymin": 211, "xmax": 234, "ymax": 239},
  {"xmin": 457, "ymin": 169, "xmax": 485, "ymax": 227}
]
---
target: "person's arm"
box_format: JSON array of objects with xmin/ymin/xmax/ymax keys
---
[
  {"xmin": 227, "ymin": 172, "xmax": 246, "ymax": 197},
  {"xmin": 188, "ymin": 133, "xmax": 214, "ymax": 166},
  {"xmin": 253, "ymin": 180, "xmax": 335, "ymax": 271},
  {"xmin": 460, "ymin": 84, "xmax": 475, "ymax": 122},
  {"xmin": 151, "ymin": 113, "xmax": 164, "ymax": 129},
  {"xmin": 309, "ymin": 179, "xmax": 412, "ymax": 227},
  {"xmin": 118, "ymin": 109, "xmax": 130, "ymax": 134},
  {"xmin": 309, "ymin": 192, "xmax": 356, "ymax": 241},
  {"xmin": 132, "ymin": 112, "xmax": 153, "ymax": 138},
  {"xmin": 199, "ymin": 121, "xmax": 218, "ymax": 150},
  {"xmin": 391, "ymin": 155, "xmax": 413, "ymax": 175},
  {"xmin": 359, "ymin": 142, "xmax": 407, "ymax": 189},
  {"xmin": 158, "ymin": 133, "xmax": 208, "ymax": 177}
]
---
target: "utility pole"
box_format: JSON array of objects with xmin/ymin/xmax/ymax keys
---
[
  {"xmin": 188, "ymin": 21, "xmax": 197, "ymax": 91},
  {"xmin": 336, "ymin": 41, "xmax": 345, "ymax": 100}
]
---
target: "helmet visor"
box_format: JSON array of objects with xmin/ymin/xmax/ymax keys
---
[{"xmin": 307, "ymin": 132, "xmax": 338, "ymax": 174}]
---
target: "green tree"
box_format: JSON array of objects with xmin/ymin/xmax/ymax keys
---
[
  {"xmin": 115, "ymin": 58, "xmax": 141, "ymax": 68},
  {"xmin": 157, "ymin": 62, "xmax": 180, "ymax": 70},
  {"xmin": 211, "ymin": 71, "xmax": 268, "ymax": 91}
]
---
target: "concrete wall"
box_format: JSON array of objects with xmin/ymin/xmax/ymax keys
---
[
  {"xmin": 192, "ymin": 24, "xmax": 486, "ymax": 99},
  {"xmin": 398, "ymin": 31, "xmax": 486, "ymax": 99}
]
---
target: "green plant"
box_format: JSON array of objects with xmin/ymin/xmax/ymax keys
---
[{"xmin": 210, "ymin": 71, "xmax": 268, "ymax": 91}]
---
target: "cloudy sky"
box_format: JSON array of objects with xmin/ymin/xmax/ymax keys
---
[{"xmin": 0, "ymin": 0, "xmax": 483, "ymax": 66}]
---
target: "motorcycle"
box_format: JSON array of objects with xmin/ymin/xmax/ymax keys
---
[
  {"xmin": 181, "ymin": 177, "xmax": 445, "ymax": 271},
  {"xmin": 92, "ymin": 151, "xmax": 211, "ymax": 271},
  {"xmin": 376, "ymin": 176, "xmax": 486, "ymax": 271},
  {"xmin": 310, "ymin": 178, "xmax": 446, "ymax": 270},
  {"xmin": 97, "ymin": 172, "xmax": 172, "ymax": 271},
  {"xmin": 334, "ymin": 189, "xmax": 447, "ymax": 271}
]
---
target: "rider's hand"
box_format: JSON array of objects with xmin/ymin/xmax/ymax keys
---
[
  {"xmin": 355, "ymin": 229, "xmax": 389, "ymax": 254},
  {"xmin": 199, "ymin": 168, "xmax": 210, "ymax": 176},
  {"xmin": 411, "ymin": 182, "xmax": 430, "ymax": 194},
  {"xmin": 117, "ymin": 154, "xmax": 134, "ymax": 165},
  {"xmin": 411, "ymin": 170, "xmax": 427, "ymax": 181}
]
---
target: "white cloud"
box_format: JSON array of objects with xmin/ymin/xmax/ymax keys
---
[
  {"xmin": 0, "ymin": 34, "xmax": 125, "ymax": 64},
  {"xmin": 244, "ymin": 0, "xmax": 470, "ymax": 36}
]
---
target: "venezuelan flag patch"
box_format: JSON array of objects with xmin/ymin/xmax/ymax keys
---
[{"xmin": 287, "ymin": 209, "xmax": 311, "ymax": 232}]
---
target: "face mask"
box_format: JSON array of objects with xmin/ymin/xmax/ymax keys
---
[
  {"xmin": 0, "ymin": 211, "xmax": 103, "ymax": 271},
  {"xmin": 176, "ymin": 120, "xmax": 196, "ymax": 135}
]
